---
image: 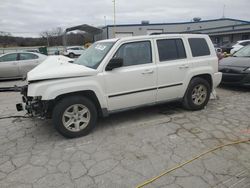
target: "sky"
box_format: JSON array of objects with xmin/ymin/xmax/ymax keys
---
[{"xmin": 0, "ymin": 0, "xmax": 250, "ymax": 37}]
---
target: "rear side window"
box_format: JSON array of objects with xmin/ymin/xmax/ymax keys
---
[
  {"xmin": 157, "ymin": 39, "xmax": 186, "ymax": 61},
  {"xmin": 19, "ymin": 53, "xmax": 38, "ymax": 60},
  {"xmin": 188, "ymin": 38, "xmax": 210, "ymax": 57}
]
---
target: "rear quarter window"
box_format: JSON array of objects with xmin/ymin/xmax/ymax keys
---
[
  {"xmin": 188, "ymin": 38, "xmax": 210, "ymax": 57},
  {"xmin": 19, "ymin": 53, "xmax": 38, "ymax": 60}
]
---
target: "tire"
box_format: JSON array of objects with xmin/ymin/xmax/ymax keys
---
[
  {"xmin": 183, "ymin": 77, "xmax": 211, "ymax": 110},
  {"xmin": 69, "ymin": 53, "xmax": 75, "ymax": 58},
  {"xmin": 52, "ymin": 96, "xmax": 97, "ymax": 138}
]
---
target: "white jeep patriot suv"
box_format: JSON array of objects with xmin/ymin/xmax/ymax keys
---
[{"xmin": 16, "ymin": 34, "xmax": 222, "ymax": 138}]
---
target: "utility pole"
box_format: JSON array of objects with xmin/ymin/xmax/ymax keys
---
[
  {"xmin": 104, "ymin": 16, "xmax": 107, "ymax": 26},
  {"xmin": 222, "ymin": 4, "xmax": 226, "ymax": 18},
  {"xmin": 46, "ymin": 35, "xmax": 50, "ymax": 47},
  {"xmin": 113, "ymin": 0, "xmax": 116, "ymax": 38}
]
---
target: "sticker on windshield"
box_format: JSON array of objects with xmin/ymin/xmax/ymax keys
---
[{"xmin": 95, "ymin": 44, "xmax": 107, "ymax": 51}]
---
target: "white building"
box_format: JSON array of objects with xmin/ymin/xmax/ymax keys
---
[{"xmin": 97, "ymin": 18, "xmax": 250, "ymax": 46}]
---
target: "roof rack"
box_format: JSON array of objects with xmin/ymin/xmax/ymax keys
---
[{"xmin": 150, "ymin": 31, "xmax": 203, "ymax": 35}]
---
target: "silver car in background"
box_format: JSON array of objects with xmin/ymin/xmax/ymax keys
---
[{"xmin": 0, "ymin": 52, "xmax": 47, "ymax": 80}]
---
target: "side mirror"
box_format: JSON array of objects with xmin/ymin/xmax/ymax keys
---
[{"xmin": 106, "ymin": 58, "xmax": 123, "ymax": 71}]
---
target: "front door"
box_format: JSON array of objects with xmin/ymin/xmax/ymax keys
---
[
  {"xmin": 0, "ymin": 53, "xmax": 20, "ymax": 78},
  {"xmin": 18, "ymin": 53, "xmax": 40, "ymax": 76},
  {"xmin": 103, "ymin": 41, "xmax": 157, "ymax": 111}
]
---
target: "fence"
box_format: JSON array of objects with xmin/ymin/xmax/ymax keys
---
[{"xmin": 0, "ymin": 46, "xmax": 65, "ymax": 55}]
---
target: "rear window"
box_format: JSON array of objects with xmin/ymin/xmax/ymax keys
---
[
  {"xmin": 157, "ymin": 39, "xmax": 186, "ymax": 61},
  {"xmin": 188, "ymin": 38, "xmax": 210, "ymax": 57}
]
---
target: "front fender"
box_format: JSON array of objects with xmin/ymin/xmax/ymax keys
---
[{"xmin": 27, "ymin": 77, "xmax": 107, "ymax": 109}]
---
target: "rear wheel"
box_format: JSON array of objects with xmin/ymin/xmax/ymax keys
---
[
  {"xmin": 52, "ymin": 96, "xmax": 97, "ymax": 138},
  {"xmin": 183, "ymin": 77, "xmax": 211, "ymax": 110}
]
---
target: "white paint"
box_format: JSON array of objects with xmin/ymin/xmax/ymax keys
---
[
  {"xmin": 26, "ymin": 34, "xmax": 222, "ymax": 113},
  {"xmin": 27, "ymin": 55, "xmax": 97, "ymax": 81}
]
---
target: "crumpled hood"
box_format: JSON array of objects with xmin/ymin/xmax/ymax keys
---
[
  {"xmin": 27, "ymin": 55, "xmax": 97, "ymax": 81},
  {"xmin": 219, "ymin": 57, "xmax": 250, "ymax": 68}
]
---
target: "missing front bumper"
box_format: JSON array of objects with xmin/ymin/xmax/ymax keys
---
[{"xmin": 16, "ymin": 85, "xmax": 51, "ymax": 117}]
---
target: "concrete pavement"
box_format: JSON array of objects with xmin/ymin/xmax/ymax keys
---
[{"xmin": 0, "ymin": 80, "xmax": 249, "ymax": 188}]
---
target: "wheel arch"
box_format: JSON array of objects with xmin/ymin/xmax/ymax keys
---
[
  {"xmin": 191, "ymin": 73, "xmax": 213, "ymax": 89},
  {"xmin": 49, "ymin": 90, "xmax": 106, "ymax": 117},
  {"xmin": 183, "ymin": 74, "xmax": 212, "ymax": 110}
]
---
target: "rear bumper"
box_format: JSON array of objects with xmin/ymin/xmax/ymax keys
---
[{"xmin": 213, "ymin": 72, "xmax": 222, "ymax": 88}]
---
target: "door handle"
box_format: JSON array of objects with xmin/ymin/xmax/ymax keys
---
[
  {"xmin": 142, "ymin": 70, "xmax": 154, "ymax": 75},
  {"xmin": 179, "ymin": 64, "xmax": 189, "ymax": 69}
]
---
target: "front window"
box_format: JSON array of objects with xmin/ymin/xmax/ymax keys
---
[
  {"xmin": 0, "ymin": 53, "xmax": 18, "ymax": 62},
  {"xmin": 74, "ymin": 42, "xmax": 114, "ymax": 69},
  {"xmin": 233, "ymin": 45, "xmax": 250, "ymax": 57},
  {"xmin": 113, "ymin": 41, "xmax": 152, "ymax": 67}
]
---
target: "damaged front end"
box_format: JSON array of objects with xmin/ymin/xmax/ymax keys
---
[{"xmin": 16, "ymin": 85, "xmax": 51, "ymax": 118}]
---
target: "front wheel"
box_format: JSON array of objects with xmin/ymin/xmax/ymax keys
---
[
  {"xmin": 183, "ymin": 77, "xmax": 211, "ymax": 110},
  {"xmin": 52, "ymin": 96, "xmax": 97, "ymax": 138}
]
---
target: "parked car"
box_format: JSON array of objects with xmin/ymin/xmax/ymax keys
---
[
  {"xmin": 25, "ymin": 49, "xmax": 40, "ymax": 53},
  {"xmin": 63, "ymin": 46, "xmax": 85, "ymax": 58},
  {"xmin": 230, "ymin": 40, "xmax": 250, "ymax": 54},
  {"xmin": 219, "ymin": 45, "xmax": 250, "ymax": 86},
  {"xmin": 220, "ymin": 43, "xmax": 233, "ymax": 54},
  {"xmin": 0, "ymin": 52, "xmax": 47, "ymax": 80},
  {"xmin": 16, "ymin": 34, "xmax": 222, "ymax": 138}
]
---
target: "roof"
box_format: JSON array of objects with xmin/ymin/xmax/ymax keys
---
[
  {"xmin": 65, "ymin": 24, "xmax": 103, "ymax": 34},
  {"xmin": 98, "ymin": 33, "xmax": 210, "ymax": 43},
  {"xmin": 104, "ymin": 18, "xmax": 250, "ymax": 28}
]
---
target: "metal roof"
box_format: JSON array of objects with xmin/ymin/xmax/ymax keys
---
[
  {"xmin": 65, "ymin": 24, "xmax": 103, "ymax": 34},
  {"xmin": 104, "ymin": 18, "xmax": 250, "ymax": 28}
]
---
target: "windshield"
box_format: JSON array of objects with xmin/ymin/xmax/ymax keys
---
[
  {"xmin": 74, "ymin": 42, "xmax": 114, "ymax": 69},
  {"xmin": 233, "ymin": 45, "xmax": 250, "ymax": 57}
]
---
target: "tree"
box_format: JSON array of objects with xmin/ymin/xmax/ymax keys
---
[
  {"xmin": 40, "ymin": 31, "xmax": 51, "ymax": 46},
  {"xmin": 40, "ymin": 27, "xmax": 64, "ymax": 46}
]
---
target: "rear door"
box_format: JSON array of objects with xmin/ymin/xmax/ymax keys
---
[
  {"xmin": 155, "ymin": 37, "xmax": 190, "ymax": 102},
  {"xmin": 0, "ymin": 53, "xmax": 20, "ymax": 78},
  {"xmin": 18, "ymin": 53, "xmax": 40, "ymax": 76}
]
